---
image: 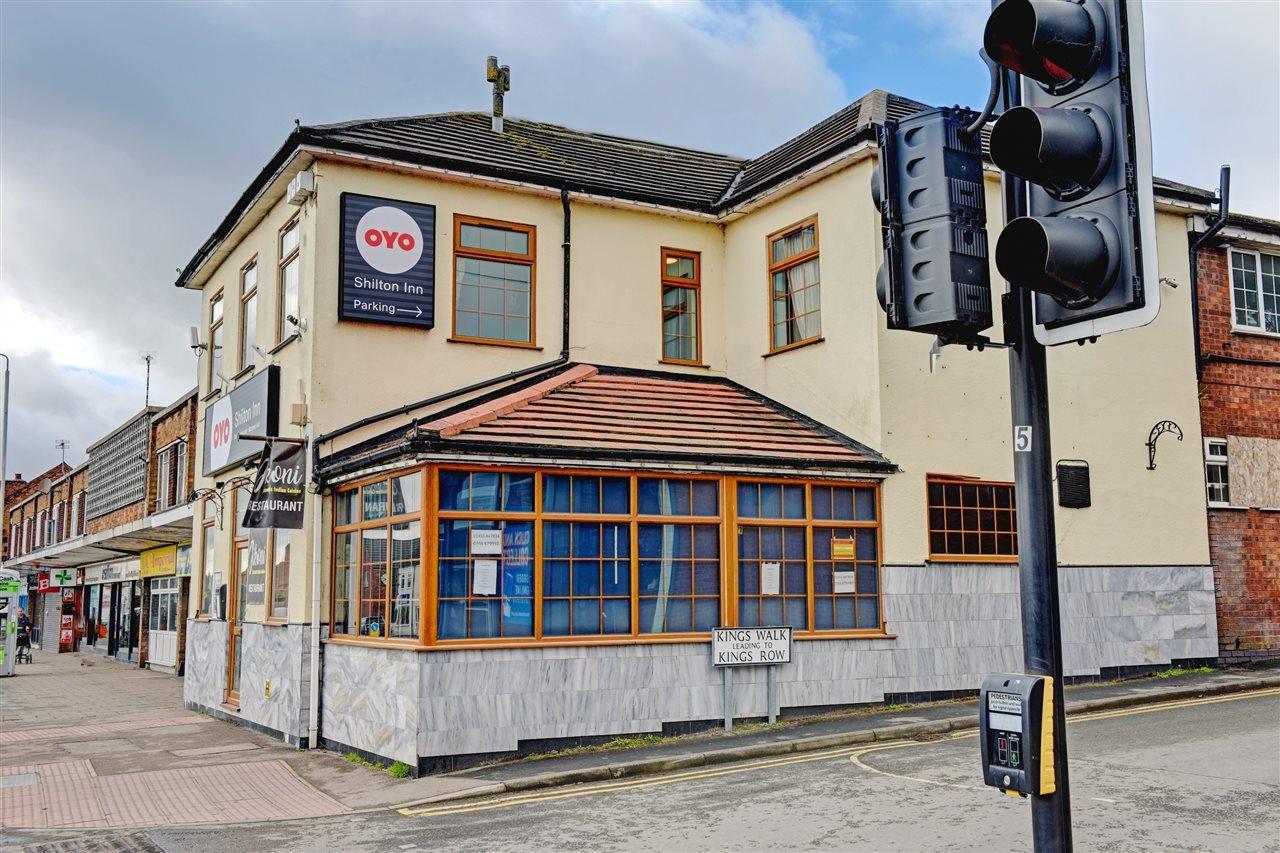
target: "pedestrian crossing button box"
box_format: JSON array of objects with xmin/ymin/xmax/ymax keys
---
[{"xmin": 979, "ymin": 673, "xmax": 1055, "ymax": 797}]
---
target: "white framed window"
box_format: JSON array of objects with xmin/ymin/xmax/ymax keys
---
[
  {"xmin": 35, "ymin": 509, "xmax": 46, "ymax": 548},
  {"xmin": 1204, "ymin": 438, "xmax": 1230, "ymax": 507},
  {"xmin": 175, "ymin": 440, "xmax": 188, "ymax": 505},
  {"xmin": 1230, "ymin": 249, "xmax": 1280, "ymax": 335},
  {"xmin": 51, "ymin": 501, "xmax": 64, "ymax": 542},
  {"xmin": 155, "ymin": 447, "xmax": 172, "ymax": 512},
  {"xmin": 70, "ymin": 492, "xmax": 82, "ymax": 537}
]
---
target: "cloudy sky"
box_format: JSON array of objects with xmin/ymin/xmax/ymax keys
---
[{"xmin": 2, "ymin": 0, "xmax": 1276, "ymax": 479}]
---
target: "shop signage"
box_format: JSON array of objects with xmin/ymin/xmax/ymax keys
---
[
  {"xmin": 712, "ymin": 627, "xmax": 793, "ymax": 667},
  {"xmin": 140, "ymin": 545, "xmax": 178, "ymax": 578},
  {"xmin": 831, "ymin": 539, "xmax": 857, "ymax": 560},
  {"xmin": 242, "ymin": 440, "xmax": 306, "ymax": 530},
  {"xmin": 245, "ymin": 529, "xmax": 269, "ymax": 606},
  {"xmin": 833, "ymin": 571, "xmax": 856, "ymax": 594},
  {"xmin": 339, "ymin": 193, "xmax": 436, "ymax": 329},
  {"xmin": 38, "ymin": 571, "xmax": 54, "ymax": 592},
  {"xmin": 203, "ymin": 365, "xmax": 279, "ymax": 476},
  {"xmin": 470, "ymin": 529, "xmax": 502, "ymax": 555},
  {"xmin": 0, "ymin": 579, "xmax": 20, "ymax": 594},
  {"xmin": 175, "ymin": 544, "xmax": 193, "ymax": 577},
  {"xmin": 83, "ymin": 560, "xmax": 141, "ymax": 585}
]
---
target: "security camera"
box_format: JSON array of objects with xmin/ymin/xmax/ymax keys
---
[
  {"xmin": 286, "ymin": 315, "xmax": 308, "ymax": 332},
  {"xmin": 189, "ymin": 326, "xmax": 207, "ymax": 353}
]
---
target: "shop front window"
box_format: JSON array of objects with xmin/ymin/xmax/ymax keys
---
[{"xmin": 329, "ymin": 466, "xmax": 882, "ymax": 646}]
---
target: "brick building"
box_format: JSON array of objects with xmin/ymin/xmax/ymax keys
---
[
  {"xmin": 1193, "ymin": 212, "xmax": 1280, "ymax": 661},
  {"xmin": 5, "ymin": 390, "xmax": 198, "ymax": 670}
]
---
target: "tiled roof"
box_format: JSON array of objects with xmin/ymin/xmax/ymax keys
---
[
  {"xmin": 321, "ymin": 364, "xmax": 893, "ymax": 477},
  {"xmin": 308, "ymin": 113, "xmax": 746, "ymax": 214},
  {"xmin": 177, "ymin": 87, "xmax": 1217, "ymax": 289},
  {"xmin": 424, "ymin": 365, "xmax": 891, "ymax": 468}
]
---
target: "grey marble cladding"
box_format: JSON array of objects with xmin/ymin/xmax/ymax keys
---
[
  {"xmin": 186, "ymin": 563, "xmax": 1208, "ymax": 758},
  {"xmin": 195, "ymin": 564, "xmax": 1219, "ymax": 764},
  {"xmin": 183, "ymin": 619, "xmax": 310, "ymax": 745}
]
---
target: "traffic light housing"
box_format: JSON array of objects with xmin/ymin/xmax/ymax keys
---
[
  {"xmin": 872, "ymin": 107, "xmax": 993, "ymax": 342},
  {"xmin": 985, "ymin": 0, "xmax": 1159, "ymax": 344}
]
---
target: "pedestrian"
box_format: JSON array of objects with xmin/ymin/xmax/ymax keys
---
[{"xmin": 16, "ymin": 607, "xmax": 33, "ymax": 662}]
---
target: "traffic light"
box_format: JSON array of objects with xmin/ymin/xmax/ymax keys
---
[
  {"xmin": 872, "ymin": 107, "xmax": 993, "ymax": 342},
  {"xmin": 985, "ymin": 0, "xmax": 1158, "ymax": 344}
]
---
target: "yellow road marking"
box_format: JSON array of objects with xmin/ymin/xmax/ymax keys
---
[{"xmin": 398, "ymin": 687, "xmax": 1278, "ymax": 818}]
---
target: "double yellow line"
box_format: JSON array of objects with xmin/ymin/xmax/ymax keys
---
[{"xmin": 399, "ymin": 687, "xmax": 1278, "ymax": 818}]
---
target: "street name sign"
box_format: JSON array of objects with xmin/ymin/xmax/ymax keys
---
[
  {"xmin": 339, "ymin": 193, "xmax": 435, "ymax": 328},
  {"xmin": 712, "ymin": 626, "xmax": 792, "ymax": 667}
]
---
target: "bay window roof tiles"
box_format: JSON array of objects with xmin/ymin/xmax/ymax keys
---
[{"xmin": 324, "ymin": 364, "xmax": 893, "ymax": 477}]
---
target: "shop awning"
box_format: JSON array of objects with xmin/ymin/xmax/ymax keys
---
[
  {"xmin": 321, "ymin": 364, "xmax": 894, "ymax": 480},
  {"xmin": 6, "ymin": 504, "xmax": 194, "ymax": 572}
]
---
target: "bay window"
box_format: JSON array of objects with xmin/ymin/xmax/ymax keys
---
[{"xmin": 329, "ymin": 466, "xmax": 884, "ymax": 646}]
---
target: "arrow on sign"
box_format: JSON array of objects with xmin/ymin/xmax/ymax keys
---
[
  {"xmin": 403, "ymin": 305, "xmax": 422, "ymax": 318},
  {"xmin": 53, "ymin": 569, "xmax": 74, "ymax": 585}
]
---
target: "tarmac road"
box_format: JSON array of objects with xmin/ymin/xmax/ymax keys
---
[{"xmin": 136, "ymin": 689, "xmax": 1280, "ymax": 851}]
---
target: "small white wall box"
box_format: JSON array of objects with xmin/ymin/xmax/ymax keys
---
[{"xmin": 287, "ymin": 170, "xmax": 315, "ymax": 206}]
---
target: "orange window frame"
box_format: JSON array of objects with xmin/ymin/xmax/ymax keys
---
[
  {"xmin": 925, "ymin": 474, "xmax": 1018, "ymax": 563},
  {"xmin": 207, "ymin": 290, "xmax": 224, "ymax": 392},
  {"xmin": 277, "ymin": 216, "xmax": 301, "ymax": 345},
  {"xmin": 765, "ymin": 215, "xmax": 823, "ymax": 354},
  {"xmin": 659, "ymin": 248, "xmax": 703, "ymax": 366},
  {"xmin": 326, "ymin": 464, "xmax": 888, "ymax": 651},
  {"xmin": 451, "ymin": 214, "xmax": 538, "ymax": 348},
  {"xmin": 238, "ymin": 259, "xmax": 258, "ymax": 372},
  {"xmin": 330, "ymin": 468, "xmax": 429, "ymax": 644}
]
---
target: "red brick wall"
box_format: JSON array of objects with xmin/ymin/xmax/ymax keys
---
[
  {"xmin": 1197, "ymin": 245, "xmax": 1280, "ymax": 659},
  {"xmin": 1209, "ymin": 508, "xmax": 1280, "ymax": 659}
]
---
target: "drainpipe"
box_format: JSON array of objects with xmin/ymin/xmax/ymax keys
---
[
  {"xmin": 307, "ymin": 425, "xmax": 323, "ymax": 749},
  {"xmin": 1190, "ymin": 166, "xmax": 1230, "ymax": 381}
]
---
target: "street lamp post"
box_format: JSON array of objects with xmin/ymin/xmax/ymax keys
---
[{"xmin": 0, "ymin": 352, "xmax": 10, "ymax": 569}]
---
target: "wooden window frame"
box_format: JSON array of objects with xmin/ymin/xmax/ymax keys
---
[
  {"xmin": 766, "ymin": 215, "xmax": 823, "ymax": 355},
  {"xmin": 207, "ymin": 290, "xmax": 224, "ymax": 393},
  {"xmin": 238, "ymin": 258, "xmax": 259, "ymax": 372},
  {"xmin": 327, "ymin": 464, "xmax": 888, "ymax": 651},
  {"xmin": 659, "ymin": 248, "xmax": 704, "ymax": 366},
  {"xmin": 277, "ymin": 216, "xmax": 301, "ymax": 346},
  {"xmin": 450, "ymin": 214, "xmax": 538, "ymax": 349},
  {"xmin": 331, "ymin": 469, "xmax": 427, "ymax": 643},
  {"xmin": 198, "ymin": 498, "xmax": 217, "ymax": 616},
  {"xmin": 925, "ymin": 474, "xmax": 1018, "ymax": 564}
]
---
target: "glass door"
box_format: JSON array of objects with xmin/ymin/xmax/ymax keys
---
[{"xmin": 225, "ymin": 545, "xmax": 247, "ymax": 704}]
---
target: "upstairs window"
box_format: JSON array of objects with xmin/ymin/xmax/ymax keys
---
[
  {"xmin": 453, "ymin": 215, "xmax": 535, "ymax": 346},
  {"xmin": 1231, "ymin": 249, "xmax": 1280, "ymax": 334},
  {"xmin": 278, "ymin": 218, "xmax": 301, "ymax": 343},
  {"xmin": 1204, "ymin": 439, "xmax": 1230, "ymax": 506},
  {"xmin": 660, "ymin": 249, "xmax": 702, "ymax": 364},
  {"xmin": 240, "ymin": 260, "xmax": 258, "ymax": 370},
  {"xmin": 208, "ymin": 292, "xmax": 224, "ymax": 391},
  {"xmin": 768, "ymin": 217, "xmax": 822, "ymax": 352},
  {"xmin": 926, "ymin": 475, "xmax": 1017, "ymax": 562}
]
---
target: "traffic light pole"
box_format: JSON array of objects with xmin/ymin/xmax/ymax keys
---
[{"xmin": 996, "ymin": 60, "xmax": 1074, "ymax": 852}]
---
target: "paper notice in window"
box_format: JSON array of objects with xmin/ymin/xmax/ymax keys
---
[
  {"xmin": 761, "ymin": 561, "xmax": 781, "ymax": 596},
  {"xmin": 833, "ymin": 570, "xmax": 856, "ymax": 594},
  {"xmin": 473, "ymin": 559, "xmax": 498, "ymax": 596},
  {"xmin": 470, "ymin": 529, "xmax": 502, "ymax": 555}
]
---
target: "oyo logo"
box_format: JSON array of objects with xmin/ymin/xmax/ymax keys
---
[
  {"xmin": 208, "ymin": 396, "xmax": 233, "ymax": 470},
  {"xmin": 356, "ymin": 205, "xmax": 423, "ymax": 274}
]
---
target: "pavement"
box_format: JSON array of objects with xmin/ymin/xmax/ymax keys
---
[{"xmin": 1, "ymin": 646, "xmax": 1277, "ymax": 848}]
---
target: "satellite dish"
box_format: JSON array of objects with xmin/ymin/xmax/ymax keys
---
[{"xmin": 39, "ymin": 478, "xmax": 54, "ymax": 494}]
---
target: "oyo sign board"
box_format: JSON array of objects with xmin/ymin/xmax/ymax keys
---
[
  {"xmin": 712, "ymin": 626, "xmax": 793, "ymax": 667},
  {"xmin": 203, "ymin": 365, "xmax": 279, "ymax": 476},
  {"xmin": 339, "ymin": 193, "xmax": 435, "ymax": 329}
]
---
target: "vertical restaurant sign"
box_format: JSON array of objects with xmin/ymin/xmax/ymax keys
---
[
  {"xmin": 339, "ymin": 193, "xmax": 435, "ymax": 328},
  {"xmin": 245, "ymin": 528, "xmax": 268, "ymax": 606},
  {"xmin": 204, "ymin": 365, "xmax": 280, "ymax": 476},
  {"xmin": 242, "ymin": 440, "xmax": 307, "ymax": 530}
]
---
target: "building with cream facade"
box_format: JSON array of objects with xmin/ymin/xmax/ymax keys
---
[{"xmin": 177, "ymin": 89, "xmax": 1221, "ymax": 772}]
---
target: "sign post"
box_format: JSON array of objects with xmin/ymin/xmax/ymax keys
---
[{"xmin": 711, "ymin": 626, "xmax": 793, "ymax": 730}]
